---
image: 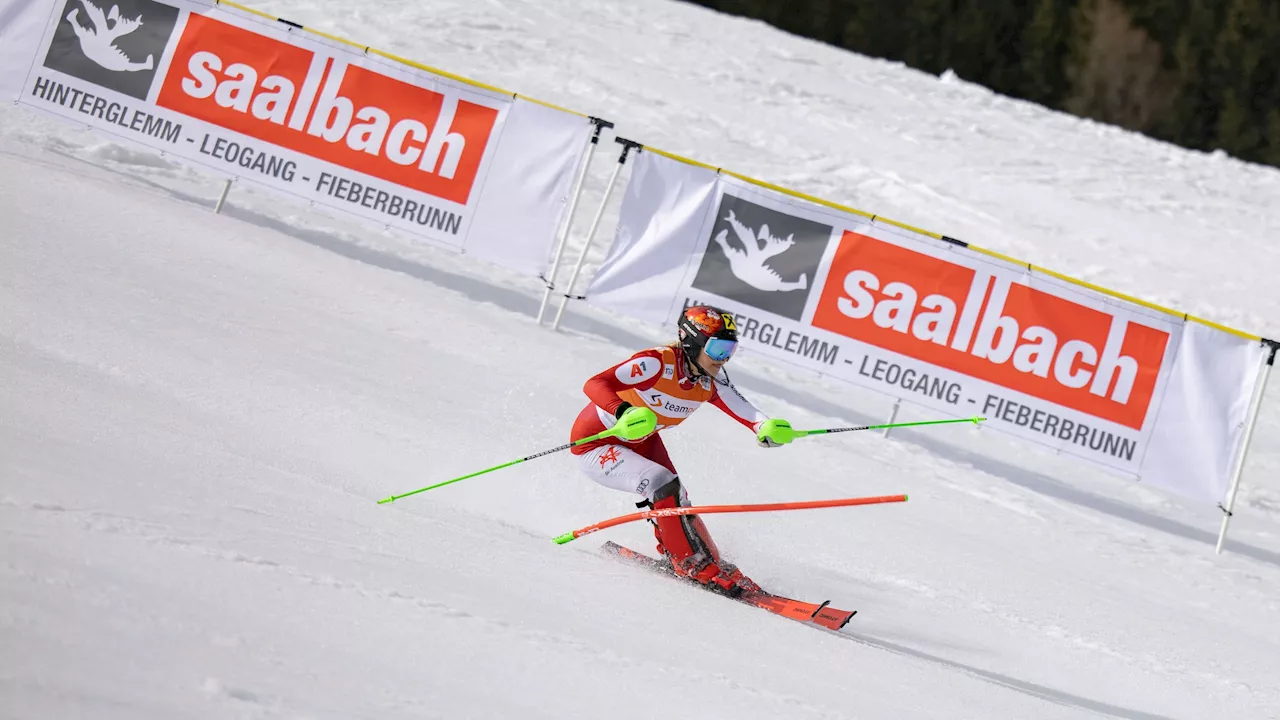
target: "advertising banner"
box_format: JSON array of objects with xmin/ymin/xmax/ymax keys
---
[
  {"xmin": 1, "ymin": 0, "xmax": 590, "ymax": 275},
  {"xmin": 588, "ymin": 150, "xmax": 1268, "ymax": 502}
]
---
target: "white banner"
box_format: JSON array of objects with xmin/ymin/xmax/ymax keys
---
[
  {"xmin": 0, "ymin": 0, "xmax": 590, "ymax": 277},
  {"xmin": 589, "ymin": 150, "xmax": 1269, "ymax": 503}
]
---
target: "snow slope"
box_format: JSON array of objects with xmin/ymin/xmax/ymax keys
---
[
  {"xmin": 3, "ymin": 0, "xmax": 1280, "ymax": 718},
  {"xmin": 6, "ymin": 143, "xmax": 1280, "ymax": 720}
]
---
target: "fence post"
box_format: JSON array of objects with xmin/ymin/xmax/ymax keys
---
[
  {"xmin": 537, "ymin": 117, "xmax": 612, "ymax": 325},
  {"xmin": 551, "ymin": 137, "xmax": 642, "ymax": 331},
  {"xmin": 1216, "ymin": 340, "xmax": 1277, "ymax": 554},
  {"xmin": 881, "ymin": 399, "xmax": 901, "ymax": 438},
  {"xmin": 213, "ymin": 179, "xmax": 233, "ymax": 214}
]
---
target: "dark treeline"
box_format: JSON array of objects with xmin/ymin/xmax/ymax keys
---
[{"xmin": 686, "ymin": 0, "xmax": 1280, "ymax": 167}]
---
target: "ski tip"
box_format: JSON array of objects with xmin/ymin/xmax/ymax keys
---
[
  {"xmin": 838, "ymin": 610, "xmax": 858, "ymax": 630},
  {"xmin": 552, "ymin": 532, "xmax": 575, "ymax": 545}
]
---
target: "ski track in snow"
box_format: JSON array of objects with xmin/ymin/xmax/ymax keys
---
[{"xmin": 2, "ymin": 0, "xmax": 1280, "ymax": 718}]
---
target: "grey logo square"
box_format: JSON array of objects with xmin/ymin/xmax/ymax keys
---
[
  {"xmin": 43, "ymin": 0, "xmax": 180, "ymax": 101},
  {"xmin": 691, "ymin": 192, "xmax": 832, "ymax": 321}
]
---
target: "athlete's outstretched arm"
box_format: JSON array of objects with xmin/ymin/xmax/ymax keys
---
[
  {"xmin": 583, "ymin": 350, "xmax": 665, "ymax": 417},
  {"xmin": 710, "ymin": 377, "xmax": 769, "ymax": 431}
]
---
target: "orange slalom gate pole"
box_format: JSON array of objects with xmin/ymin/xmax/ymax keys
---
[{"xmin": 552, "ymin": 494, "xmax": 907, "ymax": 544}]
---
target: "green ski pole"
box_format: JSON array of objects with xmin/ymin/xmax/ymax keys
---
[
  {"xmin": 756, "ymin": 416, "xmax": 985, "ymax": 445},
  {"xmin": 378, "ymin": 407, "xmax": 659, "ymax": 504},
  {"xmin": 796, "ymin": 415, "xmax": 986, "ymax": 437}
]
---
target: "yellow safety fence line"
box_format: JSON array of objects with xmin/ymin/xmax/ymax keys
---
[
  {"xmin": 212, "ymin": 3, "xmax": 1265, "ymax": 344},
  {"xmin": 643, "ymin": 147, "xmax": 882, "ymax": 225},
  {"xmin": 216, "ymin": 0, "xmax": 589, "ymax": 118},
  {"xmin": 966, "ymin": 247, "xmax": 1260, "ymax": 341},
  {"xmin": 644, "ymin": 145, "xmax": 1265, "ymax": 342}
]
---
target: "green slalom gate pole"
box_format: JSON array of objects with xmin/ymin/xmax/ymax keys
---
[{"xmin": 796, "ymin": 415, "xmax": 986, "ymax": 437}]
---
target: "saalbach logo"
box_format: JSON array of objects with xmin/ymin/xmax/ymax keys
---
[
  {"xmin": 154, "ymin": 13, "xmax": 500, "ymax": 205},
  {"xmin": 43, "ymin": 0, "xmax": 180, "ymax": 100},
  {"xmin": 691, "ymin": 192, "xmax": 833, "ymax": 321}
]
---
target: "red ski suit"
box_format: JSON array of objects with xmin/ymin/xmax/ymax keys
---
[
  {"xmin": 570, "ymin": 344, "xmax": 767, "ymax": 476},
  {"xmin": 570, "ymin": 344, "xmax": 769, "ymax": 592}
]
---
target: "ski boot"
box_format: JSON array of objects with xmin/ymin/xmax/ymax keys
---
[{"xmin": 648, "ymin": 478, "xmax": 761, "ymax": 598}]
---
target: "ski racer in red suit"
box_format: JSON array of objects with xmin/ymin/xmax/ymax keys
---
[{"xmin": 570, "ymin": 305, "xmax": 796, "ymax": 596}]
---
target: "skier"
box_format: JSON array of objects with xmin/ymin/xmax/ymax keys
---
[{"xmin": 570, "ymin": 304, "xmax": 796, "ymax": 596}]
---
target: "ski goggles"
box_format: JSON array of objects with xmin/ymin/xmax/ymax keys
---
[{"xmin": 702, "ymin": 337, "xmax": 739, "ymax": 362}]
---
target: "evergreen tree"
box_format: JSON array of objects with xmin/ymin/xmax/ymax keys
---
[
  {"xmin": 1021, "ymin": 0, "xmax": 1071, "ymax": 106},
  {"xmin": 683, "ymin": 0, "xmax": 1280, "ymax": 169},
  {"xmin": 900, "ymin": 0, "xmax": 954, "ymax": 74},
  {"xmin": 1263, "ymin": 109, "xmax": 1280, "ymax": 166}
]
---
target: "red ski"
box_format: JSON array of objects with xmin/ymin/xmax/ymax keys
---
[{"xmin": 601, "ymin": 541, "xmax": 856, "ymax": 631}]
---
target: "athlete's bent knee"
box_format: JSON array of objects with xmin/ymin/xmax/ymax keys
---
[{"xmin": 652, "ymin": 476, "xmax": 682, "ymax": 503}]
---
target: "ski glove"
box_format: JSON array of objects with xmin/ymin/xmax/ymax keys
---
[
  {"xmin": 612, "ymin": 405, "xmax": 658, "ymax": 442},
  {"xmin": 755, "ymin": 418, "xmax": 798, "ymax": 448}
]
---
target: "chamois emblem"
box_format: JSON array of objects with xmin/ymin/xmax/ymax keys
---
[
  {"xmin": 712, "ymin": 209, "xmax": 809, "ymax": 293},
  {"xmin": 65, "ymin": 0, "xmax": 154, "ymax": 72}
]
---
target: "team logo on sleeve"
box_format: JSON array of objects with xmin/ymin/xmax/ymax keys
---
[
  {"xmin": 43, "ymin": 0, "xmax": 181, "ymax": 100},
  {"xmin": 616, "ymin": 358, "xmax": 658, "ymax": 383},
  {"xmin": 692, "ymin": 192, "xmax": 834, "ymax": 321}
]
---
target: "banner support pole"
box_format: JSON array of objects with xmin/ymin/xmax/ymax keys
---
[
  {"xmin": 537, "ymin": 117, "xmax": 612, "ymax": 325},
  {"xmin": 214, "ymin": 179, "xmax": 233, "ymax": 214},
  {"xmin": 882, "ymin": 399, "xmax": 901, "ymax": 438},
  {"xmin": 1216, "ymin": 340, "xmax": 1276, "ymax": 554},
  {"xmin": 551, "ymin": 138, "xmax": 642, "ymax": 331}
]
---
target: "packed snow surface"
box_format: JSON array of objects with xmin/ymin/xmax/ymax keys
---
[{"xmin": 2, "ymin": 0, "xmax": 1279, "ymax": 718}]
